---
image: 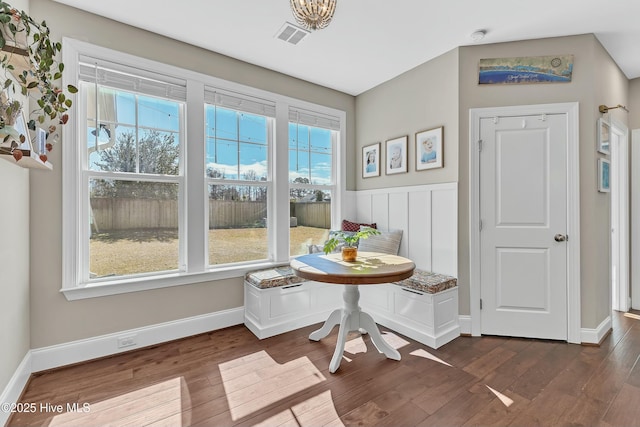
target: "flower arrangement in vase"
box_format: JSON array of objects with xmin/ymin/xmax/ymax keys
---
[{"xmin": 323, "ymin": 226, "xmax": 380, "ymax": 262}]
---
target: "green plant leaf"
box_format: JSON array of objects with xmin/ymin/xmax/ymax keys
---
[{"xmin": 67, "ymin": 85, "xmax": 78, "ymax": 93}]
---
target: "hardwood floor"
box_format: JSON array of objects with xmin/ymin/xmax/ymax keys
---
[{"xmin": 7, "ymin": 311, "xmax": 640, "ymax": 427}]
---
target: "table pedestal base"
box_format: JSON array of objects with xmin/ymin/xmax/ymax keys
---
[{"xmin": 309, "ymin": 285, "xmax": 401, "ymax": 373}]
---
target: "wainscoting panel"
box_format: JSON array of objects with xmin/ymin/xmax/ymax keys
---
[
  {"xmin": 389, "ymin": 192, "xmax": 409, "ymax": 257},
  {"xmin": 355, "ymin": 183, "xmax": 457, "ymax": 276},
  {"xmin": 371, "ymin": 193, "xmax": 390, "ymax": 230},
  {"xmin": 432, "ymin": 187, "xmax": 458, "ymax": 275},
  {"xmin": 408, "ymin": 191, "xmax": 432, "ymax": 270}
]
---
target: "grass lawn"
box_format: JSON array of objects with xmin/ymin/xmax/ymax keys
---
[{"xmin": 90, "ymin": 226, "xmax": 330, "ymax": 277}]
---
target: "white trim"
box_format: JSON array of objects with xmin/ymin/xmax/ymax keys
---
[
  {"xmin": 0, "ymin": 352, "xmax": 32, "ymax": 427},
  {"xmin": 632, "ymin": 129, "xmax": 640, "ymax": 309},
  {"xmin": 61, "ymin": 261, "xmax": 279, "ymax": 300},
  {"xmin": 580, "ymin": 316, "xmax": 612, "ymax": 345},
  {"xmin": 30, "ymin": 308, "xmax": 243, "ymax": 372},
  {"xmin": 354, "ymin": 182, "xmax": 456, "ymax": 196},
  {"xmin": 469, "ymin": 102, "xmax": 581, "ymax": 343},
  {"xmin": 458, "ymin": 315, "xmax": 472, "ymax": 335},
  {"xmin": 609, "ymin": 118, "xmax": 630, "ymax": 312}
]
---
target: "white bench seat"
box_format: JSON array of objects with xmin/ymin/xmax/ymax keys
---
[
  {"xmin": 359, "ymin": 269, "xmax": 459, "ymax": 348},
  {"xmin": 244, "ymin": 265, "xmax": 459, "ymax": 348},
  {"xmin": 244, "ymin": 266, "xmax": 342, "ymax": 339}
]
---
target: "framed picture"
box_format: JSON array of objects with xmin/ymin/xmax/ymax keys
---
[
  {"xmin": 597, "ymin": 118, "xmax": 610, "ymax": 154},
  {"xmin": 416, "ymin": 126, "xmax": 443, "ymax": 171},
  {"xmin": 598, "ymin": 158, "xmax": 610, "ymax": 192},
  {"xmin": 362, "ymin": 142, "xmax": 381, "ymax": 178},
  {"xmin": 36, "ymin": 127, "xmax": 46, "ymax": 154},
  {"xmin": 385, "ymin": 135, "xmax": 407, "ymax": 175}
]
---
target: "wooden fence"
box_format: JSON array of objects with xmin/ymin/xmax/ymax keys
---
[
  {"xmin": 90, "ymin": 198, "xmax": 330, "ymax": 231},
  {"xmin": 291, "ymin": 201, "xmax": 331, "ymax": 228}
]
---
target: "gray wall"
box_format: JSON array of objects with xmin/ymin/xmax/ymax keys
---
[
  {"xmin": 355, "ymin": 48, "xmax": 459, "ymax": 190},
  {"xmin": 0, "ymin": 163, "xmax": 30, "ymax": 396},
  {"xmin": 28, "ymin": 0, "xmax": 355, "ymax": 348}
]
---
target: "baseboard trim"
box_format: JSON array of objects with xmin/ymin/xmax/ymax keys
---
[
  {"xmin": 31, "ymin": 307, "xmax": 244, "ymax": 373},
  {"xmin": 0, "ymin": 352, "xmax": 32, "ymax": 427},
  {"xmin": 458, "ymin": 315, "xmax": 472, "ymax": 335},
  {"xmin": 580, "ymin": 315, "xmax": 612, "ymax": 345}
]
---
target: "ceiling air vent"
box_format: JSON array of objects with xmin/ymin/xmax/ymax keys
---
[{"xmin": 275, "ymin": 22, "xmax": 310, "ymax": 45}]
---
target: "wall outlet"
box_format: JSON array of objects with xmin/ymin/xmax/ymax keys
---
[{"xmin": 117, "ymin": 335, "xmax": 137, "ymax": 348}]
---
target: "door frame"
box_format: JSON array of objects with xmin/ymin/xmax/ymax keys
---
[
  {"xmin": 469, "ymin": 102, "xmax": 581, "ymax": 344},
  {"xmin": 632, "ymin": 129, "xmax": 640, "ymax": 310},
  {"xmin": 609, "ymin": 118, "xmax": 629, "ymax": 312}
]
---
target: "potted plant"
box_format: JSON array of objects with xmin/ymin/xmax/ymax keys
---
[
  {"xmin": 323, "ymin": 226, "xmax": 381, "ymax": 262},
  {"xmin": 0, "ymin": 1, "xmax": 77, "ymax": 161}
]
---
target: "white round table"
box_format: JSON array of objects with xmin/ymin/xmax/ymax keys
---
[{"xmin": 290, "ymin": 251, "xmax": 415, "ymax": 373}]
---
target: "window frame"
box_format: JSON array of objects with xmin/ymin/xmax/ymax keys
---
[{"xmin": 61, "ymin": 38, "xmax": 346, "ymax": 300}]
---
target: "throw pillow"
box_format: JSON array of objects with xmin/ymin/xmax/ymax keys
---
[
  {"xmin": 342, "ymin": 219, "xmax": 377, "ymax": 232},
  {"xmin": 357, "ymin": 229, "xmax": 403, "ymax": 255}
]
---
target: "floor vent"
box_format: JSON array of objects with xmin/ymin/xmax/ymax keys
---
[{"xmin": 275, "ymin": 22, "xmax": 310, "ymax": 45}]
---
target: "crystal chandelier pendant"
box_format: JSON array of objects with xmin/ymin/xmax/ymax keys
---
[{"xmin": 289, "ymin": 0, "xmax": 337, "ymax": 31}]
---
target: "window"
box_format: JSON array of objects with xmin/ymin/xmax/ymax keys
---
[
  {"xmin": 62, "ymin": 39, "xmax": 345, "ymax": 299},
  {"xmin": 204, "ymin": 89, "xmax": 275, "ymax": 265},
  {"xmin": 79, "ymin": 57, "xmax": 186, "ymax": 281},
  {"xmin": 288, "ymin": 108, "xmax": 338, "ymax": 256}
]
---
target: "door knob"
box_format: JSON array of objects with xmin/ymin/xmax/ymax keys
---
[{"xmin": 554, "ymin": 234, "xmax": 567, "ymax": 242}]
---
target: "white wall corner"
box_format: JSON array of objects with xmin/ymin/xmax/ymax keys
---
[
  {"xmin": 30, "ymin": 307, "xmax": 244, "ymax": 373},
  {"xmin": 580, "ymin": 316, "xmax": 612, "ymax": 345},
  {"xmin": 0, "ymin": 352, "xmax": 32, "ymax": 427}
]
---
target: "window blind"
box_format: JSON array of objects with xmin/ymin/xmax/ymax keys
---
[
  {"xmin": 78, "ymin": 55, "xmax": 187, "ymax": 102},
  {"xmin": 289, "ymin": 107, "xmax": 340, "ymax": 131},
  {"xmin": 204, "ymin": 87, "xmax": 276, "ymax": 118}
]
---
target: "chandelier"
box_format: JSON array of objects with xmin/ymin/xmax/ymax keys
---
[{"xmin": 289, "ymin": 0, "xmax": 337, "ymax": 31}]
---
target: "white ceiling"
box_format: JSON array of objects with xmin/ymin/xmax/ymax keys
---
[{"xmin": 52, "ymin": 0, "xmax": 640, "ymax": 96}]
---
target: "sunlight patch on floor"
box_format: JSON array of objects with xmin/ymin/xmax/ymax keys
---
[
  {"xmin": 409, "ymin": 349, "xmax": 453, "ymax": 367},
  {"xmin": 253, "ymin": 390, "xmax": 344, "ymax": 427},
  {"xmin": 624, "ymin": 312, "xmax": 640, "ymax": 320},
  {"xmin": 49, "ymin": 377, "xmax": 185, "ymax": 426},
  {"xmin": 344, "ymin": 330, "xmax": 409, "ymax": 356},
  {"xmin": 380, "ymin": 331, "xmax": 410, "ymax": 350},
  {"xmin": 219, "ymin": 350, "xmax": 326, "ymax": 421},
  {"xmin": 486, "ymin": 385, "xmax": 514, "ymax": 407},
  {"xmin": 345, "ymin": 336, "xmax": 367, "ymax": 355}
]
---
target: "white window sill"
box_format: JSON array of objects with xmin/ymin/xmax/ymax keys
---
[{"xmin": 60, "ymin": 261, "xmax": 287, "ymax": 301}]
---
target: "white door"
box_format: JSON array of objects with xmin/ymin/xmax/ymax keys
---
[{"xmin": 480, "ymin": 114, "xmax": 568, "ymax": 340}]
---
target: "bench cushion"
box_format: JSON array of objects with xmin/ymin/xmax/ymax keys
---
[
  {"xmin": 393, "ymin": 269, "xmax": 457, "ymax": 294},
  {"xmin": 245, "ymin": 266, "xmax": 306, "ymax": 289}
]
